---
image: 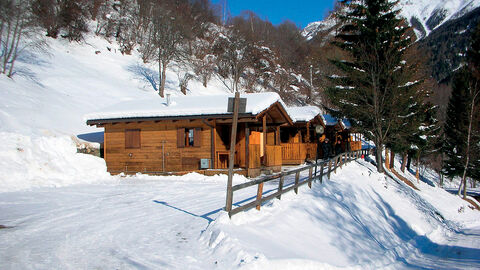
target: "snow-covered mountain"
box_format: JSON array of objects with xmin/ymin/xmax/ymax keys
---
[
  {"xmin": 302, "ymin": 17, "xmax": 337, "ymax": 41},
  {"xmin": 303, "ymin": 0, "xmax": 480, "ymax": 40},
  {"xmin": 303, "ymin": 0, "xmax": 480, "ymax": 82},
  {"xmin": 399, "ymin": 0, "xmax": 480, "ymax": 39}
]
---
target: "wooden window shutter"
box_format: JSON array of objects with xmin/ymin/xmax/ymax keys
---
[
  {"xmin": 125, "ymin": 129, "xmax": 141, "ymax": 148},
  {"xmin": 194, "ymin": 128, "xmax": 202, "ymax": 147},
  {"xmin": 177, "ymin": 128, "xmax": 185, "ymax": 148}
]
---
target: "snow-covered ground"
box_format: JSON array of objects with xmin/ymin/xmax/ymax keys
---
[
  {"xmin": 1, "ymin": 159, "xmax": 479, "ymax": 269},
  {"xmin": 1, "ymin": 35, "xmax": 480, "ymax": 269}
]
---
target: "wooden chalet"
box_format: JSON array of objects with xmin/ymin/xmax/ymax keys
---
[
  {"xmin": 321, "ymin": 115, "xmax": 362, "ymax": 154},
  {"xmin": 280, "ymin": 106, "xmax": 324, "ymax": 165},
  {"xmin": 85, "ymin": 92, "xmax": 293, "ymax": 177}
]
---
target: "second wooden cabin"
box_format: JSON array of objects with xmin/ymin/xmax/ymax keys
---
[{"xmin": 281, "ymin": 106, "xmax": 324, "ymax": 165}]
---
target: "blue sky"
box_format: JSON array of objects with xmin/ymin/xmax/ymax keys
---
[{"xmin": 211, "ymin": 0, "xmax": 336, "ymax": 28}]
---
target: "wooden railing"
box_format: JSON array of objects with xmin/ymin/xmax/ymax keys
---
[
  {"xmin": 281, "ymin": 143, "xmax": 317, "ymax": 164},
  {"xmin": 350, "ymin": 141, "xmax": 362, "ymax": 151},
  {"xmin": 226, "ymin": 149, "xmax": 370, "ymax": 217}
]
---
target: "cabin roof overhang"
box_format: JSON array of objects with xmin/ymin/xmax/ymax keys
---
[
  {"xmin": 86, "ymin": 113, "xmax": 257, "ymax": 127},
  {"xmin": 86, "ymin": 101, "xmax": 293, "ymax": 127},
  {"xmin": 255, "ymin": 101, "xmax": 293, "ymax": 126}
]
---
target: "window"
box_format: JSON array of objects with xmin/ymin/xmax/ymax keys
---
[
  {"xmin": 177, "ymin": 128, "xmax": 201, "ymax": 148},
  {"xmin": 125, "ymin": 129, "xmax": 141, "ymax": 148},
  {"xmin": 187, "ymin": 128, "xmax": 194, "ymax": 146}
]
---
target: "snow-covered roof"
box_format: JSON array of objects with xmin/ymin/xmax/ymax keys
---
[
  {"xmin": 286, "ymin": 106, "xmax": 321, "ymax": 123},
  {"xmin": 85, "ymin": 92, "xmax": 285, "ymax": 122},
  {"xmin": 320, "ymin": 115, "xmax": 353, "ymax": 129},
  {"xmin": 340, "ymin": 119, "xmax": 352, "ymax": 130},
  {"xmin": 321, "ymin": 114, "xmax": 339, "ymax": 126}
]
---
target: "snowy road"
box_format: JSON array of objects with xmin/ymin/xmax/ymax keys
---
[{"xmin": 0, "ymin": 176, "xmax": 236, "ymax": 269}]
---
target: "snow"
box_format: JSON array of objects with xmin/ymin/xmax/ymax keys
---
[
  {"xmin": 398, "ymin": 0, "xmax": 480, "ymax": 36},
  {"xmin": 302, "ymin": 15, "xmax": 337, "ymax": 40},
  {"xmin": 286, "ymin": 106, "xmax": 321, "ymax": 123},
  {"xmin": 341, "ymin": 118, "xmax": 352, "ymax": 130},
  {"xmin": 0, "ymin": 132, "xmax": 112, "ymax": 192},
  {"xmin": 1, "ymin": 34, "xmax": 480, "ymax": 269},
  {"xmin": 0, "ymin": 35, "xmax": 231, "ymax": 137},
  {"xmin": 303, "ymin": 0, "xmax": 480, "ymax": 40},
  {"xmin": 85, "ymin": 92, "xmax": 284, "ymax": 122},
  {"xmin": 200, "ymin": 160, "xmax": 480, "ymax": 269},
  {"xmin": 321, "ymin": 114, "xmax": 339, "ymax": 126},
  {"xmin": 1, "ymin": 158, "xmax": 479, "ymax": 269}
]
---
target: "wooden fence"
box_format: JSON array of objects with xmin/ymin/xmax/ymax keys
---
[{"xmin": 226, "ymin": 149, "xmax": 370, "ymax": 217}]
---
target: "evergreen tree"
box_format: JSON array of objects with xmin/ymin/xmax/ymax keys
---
[
  {"xmin": 327, "ymin": 0, "xmax": 424, "ymax": 172},
  {"xmin": 443, "ymin": 22, "xmax": 480, "ymax": 197},
  {"xmin": 408, "ymin": 103, "xmax": 441, "ymax": 178}
]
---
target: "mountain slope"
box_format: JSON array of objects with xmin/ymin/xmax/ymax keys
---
[
  {"xmin": 0, "ymin": 35, "xmax": 230, "ymax": 137},
  {"xmin": 399, "ymin": 0, "xmax": 480, "ymax": 39},
  {"xmin": 303, "ymin": 0, "xmax": 480, "ymax": 41},
  {"xmin": 303, "ymin": 0, "xmax": 480, "ymax": 83}
]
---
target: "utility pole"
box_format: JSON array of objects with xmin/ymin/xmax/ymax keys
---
[
  {"xmin": 221, "ymin": 0, "xmax": 228, "ymax": 25},
  {"xmin": 309, "ymin": 64, "xmax": 313, "ymax": 102},
  {"xmin": 225, "ymin": 91, "xmax": 240, "ymax": 214}
]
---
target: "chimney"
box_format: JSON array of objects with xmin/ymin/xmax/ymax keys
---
[{"xmin": 166, "ymin": 93, "xmax": 171, "ymax": 106}]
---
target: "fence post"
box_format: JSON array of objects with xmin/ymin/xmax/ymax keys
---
[
  {"xmin": 320, "ymin": 163, "xmax": 324, "ymax": 183},
  {"xmin": 308, "ymin": 167, "xmax": 313, "ymax": 188},
  {"xmin": 328, "ymin": 160, "xmax": 332, "ymax": 179},
  {"xmin": 294, "ymin": 171, "xmax": 300, "ymax": 194},
  {"xmin": 256, "ymin": 183, "xmax": 264, "ymax": 210},
  {"xmin": 334, "ymin": 156, "xmax": 338, "ymax": 174},
  {"xmin": 340, "ymin": 153, "xmax": 344, "ymax": 168},
  {"xmin": 277, "ymin": 176, "xmax": 285, "ymax": 199}
]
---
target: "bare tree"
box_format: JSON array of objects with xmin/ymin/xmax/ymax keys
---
[
  {"xmin": 1, "ymin": 0, "xmax": 45, "ymax": 77},
  {"xmin": 214, "ymin": 27, "xmax": 250, "ymax": 93},
  {"xmin": 190, "ymin": 30, "xmax": 217, "ymax": 87},
  {"xmin": 137, "ymin": 0, "xmax": 191, "ymax": 97}
]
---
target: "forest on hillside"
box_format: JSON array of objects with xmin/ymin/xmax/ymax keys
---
[{"xmin": 1, "ymin": 0, "xmax": 322, "ymax": 105}]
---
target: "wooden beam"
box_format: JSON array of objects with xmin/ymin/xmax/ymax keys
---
[
  {"xmin": 211, "ymin": 121, "xmax": 215, "ymax": 169},
  {"xmin": 245, "ymin": 125, "xmax": 250, "ymax": 170},
  {"xmin": 256, "ymin": 183, "xmax": 264, "ymax": 210},
  {"xmin": 103, "ymin": 127, "xmax": 107, "ymax": 163},
  {"xmin": 215, "ymin": 118, "xmax": 257, "ymax": 124},
  {"xmin": 306, "ymin": 122, "xmax": 310, "ymax": 143},
  {"xmin": 263, "ymin": 115, "xmax": 267, "ymax": 164},
  {"xmin": 277, "ymin": 176, "xmax": 285, "ymax": 199},
  {"xmin": 276, "ymin": 126, "xmax": 280, "ymax": 145},
  {"xmin": 213, "ymin": 120, "xmax": 217, "ymax": 169},
  {"xmin": 294, "ymin": 171, "xmax": 300, "ymax": 194}
]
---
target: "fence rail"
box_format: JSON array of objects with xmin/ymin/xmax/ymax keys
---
[{"xmin": 227, "ymin": 149, "xmax": 370, "ymax": 217}]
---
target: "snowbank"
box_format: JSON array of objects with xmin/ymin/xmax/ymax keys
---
[
  {"xmin": 200, "ymin": 159, "xmax": 480, "ymax": 269},
  {"xmin": 0, "ymin": 132, "xmax": 113, "ymax": 192}
]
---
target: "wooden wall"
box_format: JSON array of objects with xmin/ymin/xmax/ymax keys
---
[{"xmin": 104, "ymin": 120, "xmax": 212, "ymax": 173}]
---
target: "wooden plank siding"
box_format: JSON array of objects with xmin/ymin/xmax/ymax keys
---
[{"xmin": 104, "ymin": 120, "xmax": 213, "ymax": 174}]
